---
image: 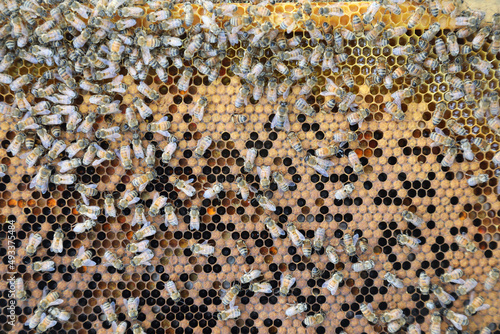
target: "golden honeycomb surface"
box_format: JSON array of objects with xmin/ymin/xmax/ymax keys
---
[{"xmin": 0, "ymin": 1, "xmax": 499, "ymax": 334}]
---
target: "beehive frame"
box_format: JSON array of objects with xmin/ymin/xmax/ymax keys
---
[{"xmin": 0, "ymin": 1, "xmax": 500, "ymax": 334}]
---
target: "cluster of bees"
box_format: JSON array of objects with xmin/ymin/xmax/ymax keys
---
[{"xmin": 0, "ymin": 0, "xmax": 499, "ymax": 332}]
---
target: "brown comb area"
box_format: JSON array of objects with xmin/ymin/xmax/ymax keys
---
[{"xmin": 0, "ymin": 2, "xmax": 499, "ymax": 334}]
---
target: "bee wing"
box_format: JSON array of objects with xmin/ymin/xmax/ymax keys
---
[
  {"xmin": 352, "ymin": 234, "xmax": 359, "ymax": 246},
  {"xmin": 312, "ymin": 165, "xmax": 330, "ymax": 178},
  {"xmin": 139, "ymin": 183, "xmax": 147, "ymax": 192},
  {"xmin": 283, "ymin": 114, "xmax": 291, "ymax": 132},
  {"xmin": 142, "ymin": 220, "xmax": 151, "ymax": 227},
  {"xmin": 321, "ymin": 278, "xmax": 331, "ymax": 289},
  {"xmin": 48, "ymin": 299, "xmax": 64, "ymax": 307},
  {"xmin": 366, "ymin": 303, "xmax": 374, "ymax": 312},
  {"xmin": 469, "ymin": 291, "xmax": 475, "ymax": 303},
  {"xmin": 112, "ymin": 322, "xmax": 117, "ymax": 332},
  {"xmin": 185, "ymin": 178, "xmax": 194, "ymax": 184},
  {"xmin": 77, "ymin": 246, "xmax": 85, "ymax": 257},
  {"xmin": 297, "ymin": 230, "xmax": 306, "ymax": 241},
  {"xmin": 448, "ymin": 318, "xmax": 463, "ymax": 330},
  {"xmin": 256, "ymin": 166, "xmax": 262, "ymax": 178},
  {"xmin": 111, "ymin": 75, "xmax": 124, "ymax": 85},
  {"xmin": 476, "ymin": 304, "xmax": 491, "ymax": 311},
  {"xmin": 81, "ymin": 194, "xmax": 89, "ymax": 205},
  {"xmin": 130, "ymin": 297, "xmax": 140, "ymax": 309},
  {"xmin": 29, "ymin": 172, "xmax": 38, "ymax": 189},
  {"xmin": 280, "ymin": 273, "xmax": 285, "ymax": 285},
  {"xmin": 129, "ymin": 197, "xmax": 140, "ymax": 205},
  {"xmin": 72, "ymin": 223, "xmax": 84, "ymax": 233},
  {"xmin": 92, "ymin": 158, "xmax": 106, "ymax": 166},
  {"xmin": 450, "ymin": 279, "xmax": 465, "ymax": 284},
  {"xmin": 270, "ymin": 113, "xmax": 280, "ymax": 129},
  {"xmin": 158, "ymin": 130, "xmax": 171, "ymax": 137},
  {"xmin": 248, "ymin": 185, "xmax": 258, "ymax": 193}
]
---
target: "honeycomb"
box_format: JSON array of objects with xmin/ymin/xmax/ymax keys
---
[{"xmin": 0, "ymin": 1, "xmax": 500, "ymax": 334}]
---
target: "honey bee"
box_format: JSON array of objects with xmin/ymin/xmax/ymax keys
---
[
  {"xmin": 164, "ymin": 203, "xmax": 178, "ymax": 227},
  {"xmin": 455, "ymin": 278, "xmax": 478, "ymax": 296},
  {"xmin": 470, "ymin": 56, "xmax": 494, "ymax": 75},
  {"xmin": 467, "ymin": 173, "xmax": 489, "ymax": 187},
  {"xmin": 455, "ymin": 232, "xmax": 478, "ymax": 252},
  {"xmin": 384, "ymin": 101, "xmax": 405, "ymax": 121},
  {"xmin": 352, "ymin": 259, "xmax": 375, "ymax": 272},
  {"xmin": 23, "ymin": 146, "xmax": 44, "ymax": 169},
  {"xmin": 279, "ymin": 273, "xmax": 296, "ymax": 296},
  {"xmin": 387, "ymin": 318, "xmax": 406, "ymax": 333},
  {"xmin": 397, "ymin": 233, "xmax": 421, "ymax": 250},
  {"xmin": 144, "ymin": 143, "xmax": 156, "ymax": 169},
  {"xmin": 335, "ymin": 183, "xmax": 355, "ymax": 201},
  {"xmin": 347, "ymin": 108, "xmax": 370, "ymax": 126},
  {"xmin": 407, "ymin": 324, "xmax": 421, "ymax": 334},
  {"xmin": 473, "ymin": 137, "xmax": 491, "ymax": 152},
  {"xmin": 360, "ymin": 303, "xmax": 378, "ymax": 323},
  {"xmin": 432, "ymin": 102, "xmax": 447, "ymax": 126},
  {"xmin": 35, "ymin": 314, "xmax": 57, "ymax": 333},
  {"xmin": 132, "ymin": 97, "xmax": 153, "ymax": 120},
  {"xmin": 442, "ymin": 309, "xmax": 469, "ymax": 330},
  {"xmin": 50, "ymin": 173, "xmax": 77, "ymax": 186},
  {"xmin": 29, "ymin": 164, "xmax": 52, "ymax": 194},
  {"xmin": 304, "ymin": 154, "xmax": 335, "ymax": 178},
  {"xmin": 430, "ymin": 128, "xmax": 456, "ymax": 147},
  {"xmin": 304, "ymin": 312, "xmax": 325, "ymax": 327},
  {"xmin": 322, "ymin": 271, "xmax": 343, "ymax": 295},
  {"xmin": 132, "ymin": 170, "xmax": 157, "ymax": 192},
  {"xmin": 325, "ymin": 245, "xmax": 340, "ymax": 264},
  {"xmin": 235, "ymin": 239, "xmax": 248, "ymax": 257},
  {"xmin": 363, "ymin": 1, "xmax": 381, "ymax": 24},
  {"xmin": 121, "ymin": 297, "xmax": 140, "ymax": 321},
  {"xmin": 71, "ymin": 246, "xmax": 96, "ymax": 269},
  {"xmin": 222, "ymin": 284, "xmax": 240, "ymax": 306},
  {"xmin": 202, "ymin": 182, "xmax": 224, "ymax": 199},
  {"xmin": 465, "ymin": 294, "xmax": 490, "ymax": 316},
  {"xmin": 25, "ymin": 232, "xmax": 42, "ymax": 257},
  {"xmin": 50, "ymin": 228, "xmax": 64, "ymax": 254},
  {"xmin": 287, "ymin": 222, "xmax": 306, "ymax": 247},
  {"xmin": 131, "ymin": 249, "xmax": 155, "ymax": 267},
  {"xmin": 484, "ymin": 268, "xmax": 500, "ymax": 290},
  {"xmin": 441, "ymin": 145, "xmax": 458, "ymax": 168},
  {"xmin": 188, "ymin": 134, "xmax": 212, "ymax": 158},
  {"xmin": 264, "ymin": 217, "xmax": 285, "ymax": 239},
  {"xmin": 186, "ymin": 205, "xmax": 199, "ymax": 231},
  {"xmin": 177, "ymin": 67, "xmax": 193, "ymax": 92},
  {"xmin": 365, "ymin": 21, "xmax": 385, "ymax": 43},
  {"xmin": 65, "ymin": 139, "xmax": 89, "ymax": 159},
  {"xmin": 402, "ymin": 210, "xmax": 424, "ymax": 227},
  {"xmin": 103, "ymin": 194, "xmax": 116, "ymax": 218},
  {"xmin": 73, "ymin": 218, "xmax": 96, "ymax": 234},
  {"xmin": 381, "ymin": 309, "xmax": 403, "ymax": 323},
  {"xmin": 431, "ymin": 284, "xmax": 455, "ymax": 306},
  {"xmin": 15, "ymin": 277, "xmax": 28, "ymax": 301},
  {"xmin": 300, "ymin": 239, "xmax": 312, "ymax": 258},
  {"xmin": 116, "ymin": 189, "xmax": 139, "ymax": 211},
  {"xmin": 25, "ymin": 308, "xmax": 44, "ymax": 329},
  {"xmin": 384, "ymin": 272, "xmax": 404, "ymax": 289},
  {"xmin": 218, "ymin": 306, "xmax": 241, "ymax": 321},
  {"xmin": 174, "ymin": 178, "xmax": 196, "ymax": 197},
  {"xmin": 191, "ymin": 241, "xmax": 215, "ymax": 257},
  {"xmin": 285, "ymin": 303, "xmax": 308, "ymax": 318},
  {"xmin": 103, "ymin": 250, "xmax": 124, "ymax": 271},
  {"xmin": 126, "ymin": 240, "xmax": 149, "ymax": 253},
  {"xmin": 417, "ymin": 272, "xmax": 431, "ymax": 295},
  {"xmin": 249, "ymin": 282, "xmax": 273, "ymax": 294},
  {"xmin": 286, "ymin": 132, "xmax": 304, "ymax": 156},
  {"xmin": 100, "ymin": 301, "xmax": 117, "ymax": 324}
]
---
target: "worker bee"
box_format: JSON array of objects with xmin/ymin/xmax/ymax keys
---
[
  {"xmin": 432, "ymin": 102, "xmax": 447, "ymax": 126},
  {"xmin": 71, "ymin": 246, "xmax": 96, "ymax": 269},
  {"xmin": 270, "ymin": 101, "xmax": 291, "ymax": 132},
  {"xmin": 161, "ymin": 280, "xmax": 182, "ymax": 304},
  {"xmin": 100, "ymin": 301, "xmax": 117, "ymax": 324},
  {"xmin": 24, "ymin": 146, "xmax": 45, "ymax": 169},
  {"xmin": 50, "ymin": 228, "xmax": 64, "ymax": 254},
  {"xmin": 147, "ymin": 116, "xmax": 171, "ymax": 137},
  {"xmin": 191, "ymin": 240, "xmax": 215, "ymax": 256},
  {"xmin": 287, "ymin": 222, "xmax": 306, "ymax": 247},
  {"xmin": 144, "ymin": 143, "xmax": 156, "ymax": 169},
  {"xmin": 73, "ymin": 219, "xmax": 96, "ymax": 234},
  {"xmin": 347, "ymin": 108, "xmax": 370, "ymax": 126},
  {"xmin": 353, "ymin": 260, "xmax": 375, "ymax": 272},
  {"xmin": 104, "ymin": 250, "xmax": 124, "ymax": 270},
  {"xmin": 381, "ymin": 309, "xmax": 404, "ymax": 323},
  {"xmin": 221, "ymin": 284, "xmax": 240, "ymax": 306},
  {"xmin": 131, "ymin": 249, "xmax": 155, "ymax": 267},
  {"xmin": 15, "ymin": 277, "xmax": 28, "ymax": 301},
  {"xmin": 418, "ymin": 272, "xmax": 430, "ymax": 295},
  {"xmin": 484, "ymin": 268, "xmax": 500, "ymax": 290},
  {"xmin": 387, "ymin": 318, "xmax": 406, "ymax": 333},
  {"xmin": 407, "ymin": 324, "xmax": 422, "ymax": 334},
  {"xmin": 188, "ymin": 96, "xmax": 208, "ymax": 122},
  {"xmin": 35, "ymin": 314, "xmax": 57, "ymax": 333},
  {"xmin": 430, "ymin": 128, "xmax": 456, "ymax": 147},
  {"xmin": 235, "ymin": 176, "xmax": 255, "ymax": 201},
  {"xmin": 123, "ymin": 297, "xmax": 140, "ymax": 321},
  {"xmin": 30, "ymin": 164, "xmax": 52, "ymax": 194},
  {"xmin": 279, "ymin": 273, "xmax": 296, "ymax": 296},
  {"xmin": 384, "ymin": 272, "xmax": 404, "ymax": 289},
  {"xmin": 50, "ymin": 173, "xmax": 77, "ymax": 185},
  {"xmin": 432, "ymin": 284, "xmax": 455, "ymax": 305},
  {"xmin": 272, "ymin": 171, "xmax": 294, "ymax": 193},
  {"xmin": 304, "ymin": 154, "xmax": 335, "ymax": 178},
  {"xmin": 397, "ymin": 233, "xmax": 421, "ymax": 249},
  {"xmin": 402, "ymin": 210, "xmax": 424, "ymax": 227},
  {"xmin": 126, "ymin": 240, "xmax": 149, "ymax": 253},
  {"xmin": 441, "ymin": 145, "xmax": 458, "ymax": 168},
  {"xmin": 363, "ymin": 1, "xmax": 381, "ymax": 24},
  {"xmin": 341, "ymin": 232, "xmax": 359, "ymax": 257},
  {"xmin": 285, "ymin": 132, "xmax": 303, "ymax": 156},
  {"xmin": 217, "ymin": 306, "xmax": 241, "ymax": 321},
  {"xmin": 455, "ymin": 278, "xmax": 478, "ymax": 296},
  {"xmin": 335, "ymin": 183, "xmax": 355, "ymax": 201},
  {"xmin": 302, "ymin": 239, "xmax": 312, "ymax": 258},
  {"xmin": 360, "ymin": 303, "xmax": 378, "ymax": 323},
  {"xmin": 26, "ymin": 233, "xmax": 42, "ymax": 257},
  {"xmin": 236, "ymin": 239, "xmax": 248, "ymax": 257},
  {"xmin": 192, "ymin": 136, "xmax": 213, "ymax": 159},
  {"xmin": 467, "ymin": 173, "xmax": 489, "ymax": 187},
  {"xmin": 184, "ymin": 205, "xmax": 199, "ymax": 231},
  {"xmin": 457, "ymin": 139, "xmax": 474, "ymax": 161},
  {"xmin": 264, "ymin": 217, "xmax": 285, "ymax": 239},
  {"xmin": 250, "ymin": 282, "xmax": 273, "ymax": 294},
  {"xmin": 177, "ymin": 67, "xmax": 193, "ymax": 92},
  {"xmin": 104, "ymin": 194, "xmax": 116, "ymax": 218},
  {"xmin": 240, "ymin": 269, "xmax": 260, "ymax": 286},
  {"xmin": 366, "ymin": 21, "xmax": 386, "ymax": 43},
  {"xmin": 132, "ymin": 97, "xmax": 153, "ymax": 120},
  {"xmin": 465, "ymin": 294, "xmax": 490, "ymax": 316},
  {"xmin": 174, "ymin": 178, "xmax": 196, "ymax": 197},
  {"xmin": 116, "ymin": 145, "xmax": 133, "ymax": 170},
  {"xmin": 325, "ymin": 245, "xmax": 340, "ymax": 264},
  {"xmin": 442, "ymin": 309, "xmax": 469, "ymax": 330},
  {"xmin": 76, "ymin": 204, "xmax": 100, "ymax": 220},
  {"xmin": 473, "ymin": 137, "xmax": 491, "ymax": 152},
  {"xmin": 137, "ymin": 81, "xmax": 159, "ymax": 101},
  {"xmin": 314, "ymin": 143, "xmax": 339, "ymax": 159},
  {"xmin": 116, "ymin": 189, "xmax": 139, "ymax": 211},
  {"xmin": 25, "ymin": 308, "xmax": 44, "ymax": 329},
  {"xmin": 384, "ymin": 101, "xmax": 405, "ymax": 121},
  {"xmin": 164, "ymin": 204, "xmax": 178, "ymax": 227},
  {"xmin": 234, "ymin": 84, "xmax": 250, "ymax": 108},
  {"xmin": 303, "ymin": 312, "xmax": 325, "ymax": 327},
  {"xmin": 322, "ymin": 271, "xmax": 343, "ymax": 295},
  {"xmin": 132, "ymin": 170, "xmax": 157, "ymax": 192},
  {"xmin": 455, "ymin": 232, "xmax": 478, "ymax": 252},
  {"xmin": 285, "ymin": 303, "xmax": 308, "ymax": 318}
]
